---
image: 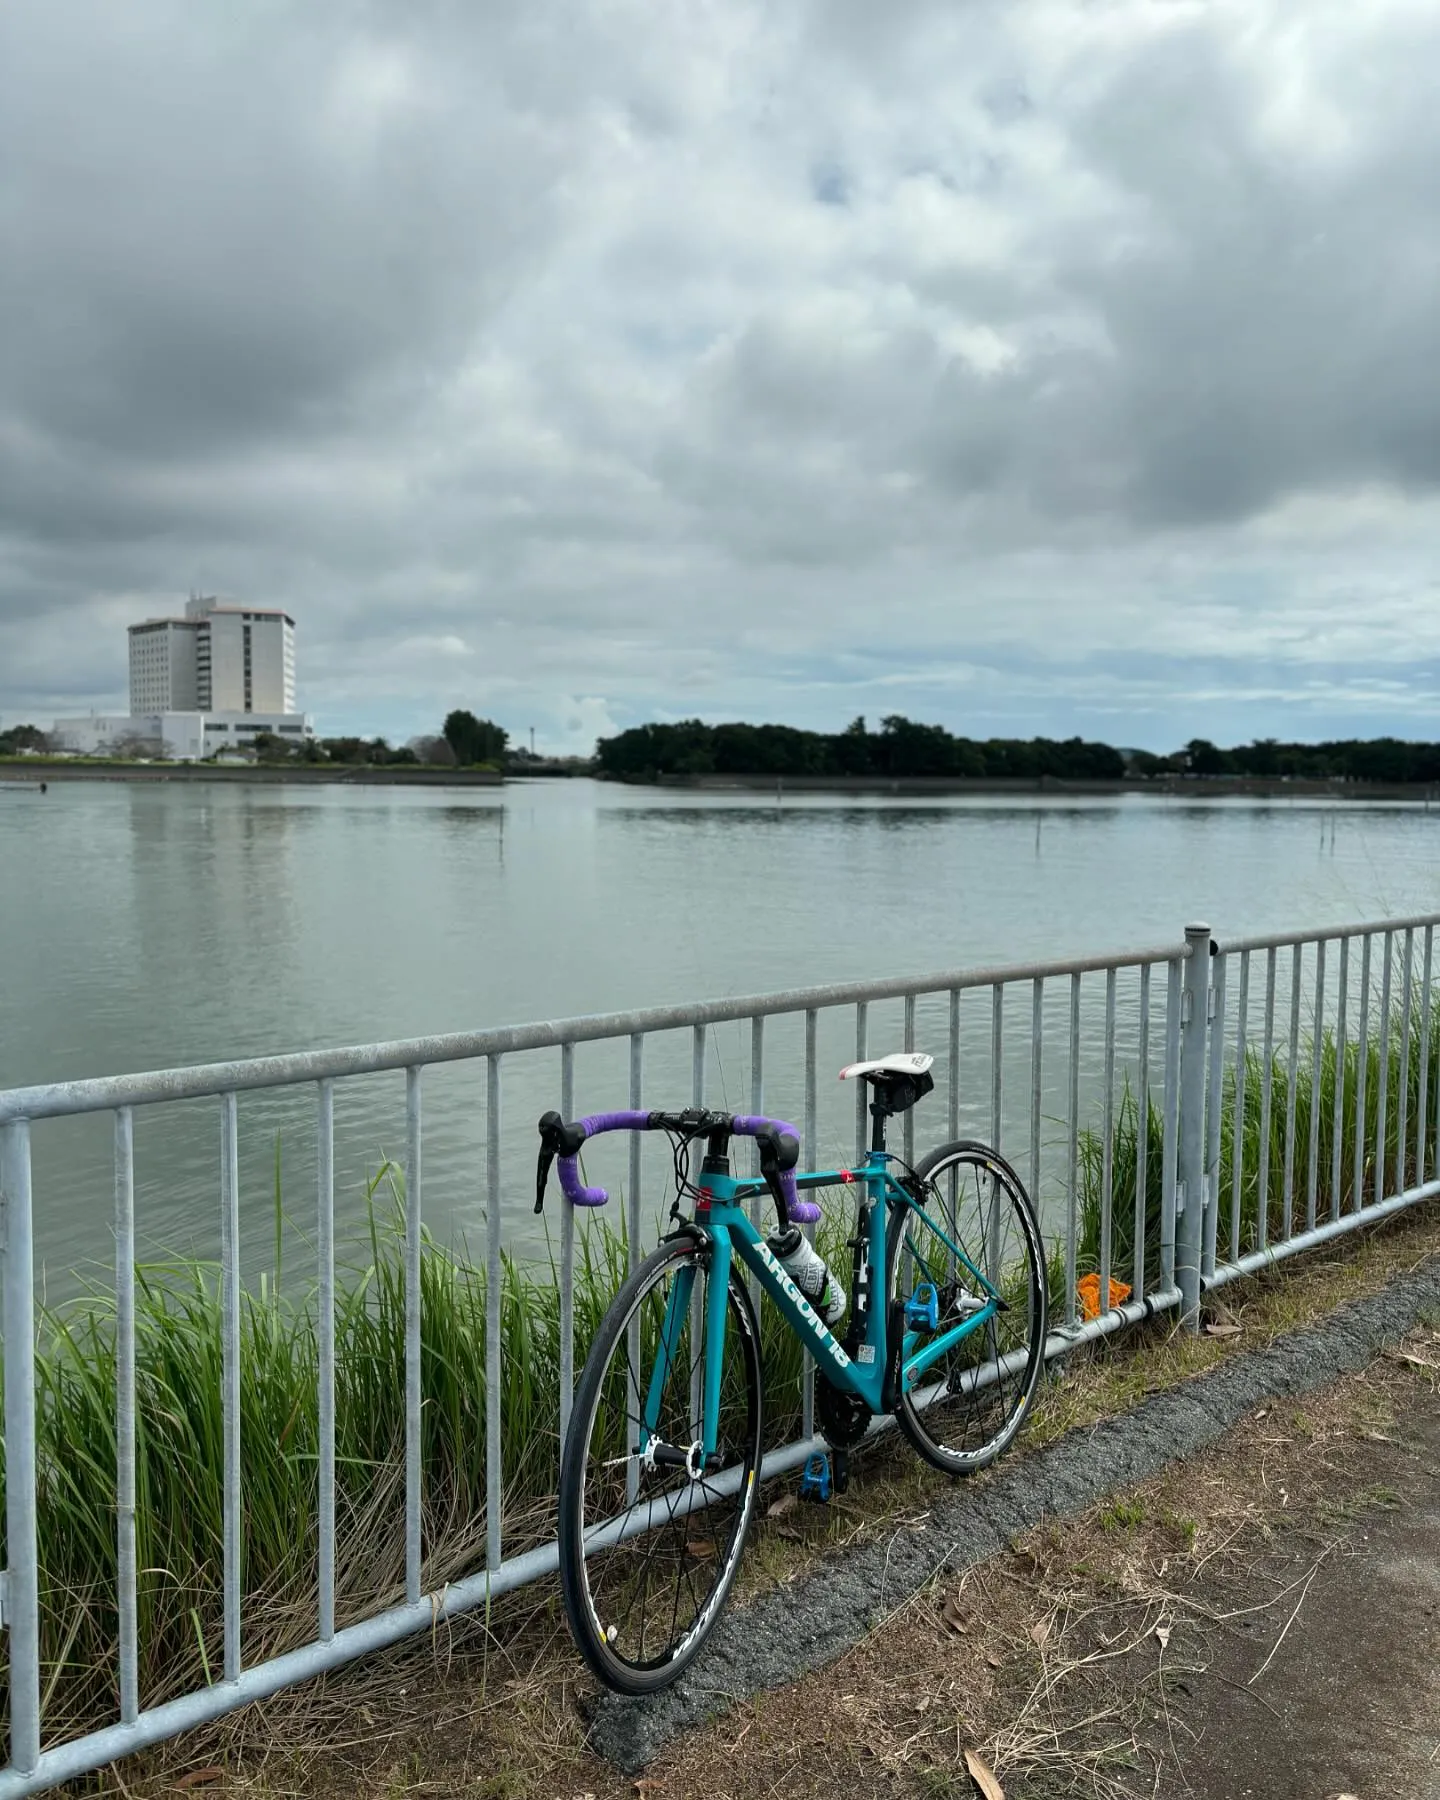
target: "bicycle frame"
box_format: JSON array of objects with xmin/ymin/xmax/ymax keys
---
[{"xmin": 644, "ymin": 1149, "xmax": 1004, "ymax": 1462}]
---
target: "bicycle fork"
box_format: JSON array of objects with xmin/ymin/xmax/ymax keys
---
[{"xmin": 637, "ymin": 1233, "xmax": 731, "ymax": 1475}]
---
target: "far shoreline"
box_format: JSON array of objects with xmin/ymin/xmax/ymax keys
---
[
  {"xmin": 6, "ymin": 763, "xmax": 1440, "ymax": 802},
  {"xmin": 0, "ymin": 760, "xmax": 504, "ymax": 787},
  {"xmin": 639, "ymin": 771, "xmax": 1440, "ymax": 802}
]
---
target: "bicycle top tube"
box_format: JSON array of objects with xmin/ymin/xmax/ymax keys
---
[{"xmin": 535, "ymin": 1106, "xmax": 819, "ymax": 1221}]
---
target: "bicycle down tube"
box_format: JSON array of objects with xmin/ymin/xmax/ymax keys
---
[{"xmin": 683, "ymin": 1162, "xmax": 1002, "ymax": 1451}]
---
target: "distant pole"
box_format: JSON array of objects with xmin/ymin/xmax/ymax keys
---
[{"xmin": 530, "ymin": 726, "xmax": 535, "ymax": 757}]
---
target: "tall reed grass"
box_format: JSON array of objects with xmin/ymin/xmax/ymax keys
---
[
  {"xmin": 3, "ymin": 1166, "xmax": 850, "ymax": 1730},
  {"xmin": 1078, "ymin": 991, "xmax": 1440, "ymax": 1292}
]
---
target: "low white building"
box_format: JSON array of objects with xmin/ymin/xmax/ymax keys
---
[
  {"xmin": 51, "ymin": 711, "xmax": 313, "ymax": 761},
  {"xmin": 200, "ymin": 712, "xmax": 313, "ymax": 755}
]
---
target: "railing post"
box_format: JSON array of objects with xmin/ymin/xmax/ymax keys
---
[
  {"xmin": 1177, "ymin": 922, "xmax": 1213, "ymax": 1327},
  {"xmin": 2, "ymin": 1119, "xmax": 42, "ymax": 1773}
]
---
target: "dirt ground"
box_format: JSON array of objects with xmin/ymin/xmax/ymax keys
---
[
  {"xmin": 106, "ymin": 1335, "xmax": 1440, "ymax": 1800},
  {"xmin": 551, "ymin": 1334, "xmax": 1440, "ymax": 1800},
  {"xmin": 93, "ymin": 1220, "xmax": 1440, "ymax": 1800}
]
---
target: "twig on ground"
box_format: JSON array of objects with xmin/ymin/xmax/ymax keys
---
[{"xmin": 1248, "ymin": 1550, "xmax": 1331, "ymax": 1686}]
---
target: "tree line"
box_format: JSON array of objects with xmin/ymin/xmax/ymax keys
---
[
  {"xmin": 308, "ymin": 711, "xmax": 509, "ymax": 768},
  {"xmin": 595, "ymin": 717, "xmax": 1440, "ymax": 785},
  {"xmin": 1145, "ymin": 737, "xmax": 1440, "ymax": 784},
  {"xmin": 0, "ymin": 724, "xmax": 48, "ymax": 755},
  {"xmin": 11, "ymin": 710, "xmax": 1440, "ymax": 785},
  {"xmin": 597, "ymin": 716, "xmax": 1128, "ymax": 780}
]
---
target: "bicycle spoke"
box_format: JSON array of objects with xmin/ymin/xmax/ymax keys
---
[
  {"xmin": 563, "ymin": 1244, "xmax": 760, "ymax": 1682},
  {"xmin": 890, "ymin": 1146, "xmax": 1045, "ymax": 1473}
]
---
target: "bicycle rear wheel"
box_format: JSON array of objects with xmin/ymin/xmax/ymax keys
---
[
  {"xmin": 557, "ymin": 1234, "xmax": 762, "ymax": 1693},
  {"xmin": 887, "ymin": 1140, "xmax": 1047, "ymax": 1474}
]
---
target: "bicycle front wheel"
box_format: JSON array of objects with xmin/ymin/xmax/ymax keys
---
[
  {"xmin": 887, "ymin": 1141, "xmax": 1047, "ymax": 1475},
  {"xmin": 557, "ymin": 1234, "xmax": 762, "ymax": 1694}
]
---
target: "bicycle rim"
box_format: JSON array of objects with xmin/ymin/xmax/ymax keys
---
[
  {"xmin": 558, "ymin": 1237, "xmax": 762, "ymax": 1692},
  {"xmin": 887, "ymin": 1142, "xmax": 1047, "ymax": 1474}
]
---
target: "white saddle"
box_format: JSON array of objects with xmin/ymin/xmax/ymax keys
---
[{"xmin": 838, "ymin": 1052, "xmax": 935, "ymax": 1082}]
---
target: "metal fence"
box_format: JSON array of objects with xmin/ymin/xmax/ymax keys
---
[{"xmin": 3, "ymin": 909, "xmax": 1439, "ymax": 1794}]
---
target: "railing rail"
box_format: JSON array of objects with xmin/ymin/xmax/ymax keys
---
[
  {"xmin": 2, "ymin": 911, "xmax": 1439, "ymax": 1795},
  {"xmin": 0, "ymin": 940, "xmax": 1191, "ymax": 1125}
]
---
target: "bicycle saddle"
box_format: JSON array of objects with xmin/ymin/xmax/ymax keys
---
[{"xmin": 838, "ymin": 1051, "xmax": 935, "ymax": 1114}]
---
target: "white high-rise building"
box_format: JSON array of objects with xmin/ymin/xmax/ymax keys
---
[
  {"xmin": 52, "ymin": 595, "xmax": 311, "ymax": 762},
  {"xmin": 129, "ymin": 595, "xmax": 295, "ymax": 715},
  {"xmin": 128, "ymin": 617, "xmax": 204, "ymax": 712}
]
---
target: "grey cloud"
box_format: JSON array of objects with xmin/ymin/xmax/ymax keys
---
[
  {"xmin": 703, "ymin": 20, "xmax": 1440, "ymax": 533},
  {"xmin": 4, "ymin": 1, "xmax": 1440, "ymax": 753},
  {"xmin": 2, "ymin": 3, "xmax": 561, "ymax": 465},
  {"xmin": 1064, "ymin": 20, "xmax": 1440, "ymax": 523}
]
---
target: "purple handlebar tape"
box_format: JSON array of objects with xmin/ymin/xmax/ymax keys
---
[
  {"xmin": 556, "ymin": 1110, "xmax": 820, "ymax": 1222},
  {"xmin": 727, "ymin": 1115, "xmax": 820, "ymax": 1223},
  {"xmin": 557, "ymin": 1111, "xmax": 649, "ymax": 1205}
]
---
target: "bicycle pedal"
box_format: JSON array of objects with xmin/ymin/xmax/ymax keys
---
[
  {"xmin": 905, "ymin": 1281, "xmax": 939, "ymax": 1332},
  {"xmin": 798, "ymin": 1451, "xmax": 833, "ymax": 1504}
]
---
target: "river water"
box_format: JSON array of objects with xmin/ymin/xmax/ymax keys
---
[{"xmin": 2, "ymin": 777, "xmax": 1437, "ymax": 1294}]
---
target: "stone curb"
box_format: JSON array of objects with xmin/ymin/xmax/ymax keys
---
[{"xmin": 587, "ymin": 1255, "xmax": 1440, "ymax": 1772}]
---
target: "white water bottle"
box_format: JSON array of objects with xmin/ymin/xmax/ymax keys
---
[{"xmin": 766, "ymin": 1225, "xmax": 847, "ymax": 1327}]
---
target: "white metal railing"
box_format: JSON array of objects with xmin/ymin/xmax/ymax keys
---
[{"xmin": 2, "ymin": 910, "xmax": 1439, "ymax": 1793}]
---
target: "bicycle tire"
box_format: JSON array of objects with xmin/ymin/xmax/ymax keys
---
[
  {"xmin": 557, "ymin": 1233, "xmax": 763, "ymax": 1693},
  {"xmin": 886, "ymin": 1140, "xmax": 1047, "ymax": 1475}
]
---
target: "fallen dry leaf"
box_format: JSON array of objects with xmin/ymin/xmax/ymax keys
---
[
  {"xmin": 985, "ymin": 1651, "xmax": 1005, "ymax": 1669},
  {"xmin": 173, "ymin": 1771, "xmax": 225, "ymax": 1792},
  {"xmin": 685, "ymin": 1538, "xmax": 717, "ymax": 1558},
  {"xmin": 1029, "ymin": 1616, "xmax": 1051, "ymax": 1650},
  {"xmin": 767, "ymin": 1493, "xmax": 798, "ymax": 1520},
  {"xmin": 964, "ymin": 1747, "xmax": 1005, "ymax": 1800},
  {"xmin": 1204, "ymin": 1321, "xmax": 1242, "ymax": 1339},
  {"xmin": 940, "ymin": 1593, "xmax": 969, "ymax": 1636},
  {"xmin": 633, "ymin": 1780, "xmax": 666, "ymax": 1796},
  {"xmin": 1155, "ymin": 1623, "xmax": 1172, "ymax": 1649}
]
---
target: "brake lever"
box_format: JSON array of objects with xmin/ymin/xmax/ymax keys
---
[
  {"xmin": 535, "ymin": 1146, "xmax": 556, "ymax": 1215},
  {"xmin": 756, "ymin": 1132, "xmax": 790, "ymax": 1227}
]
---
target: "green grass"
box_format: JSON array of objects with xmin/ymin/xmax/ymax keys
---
[
  {"xmin": 1, "ymin": 1166, "xmax": 854, "ymax": 1729},
  {"xmin": 1078, "ymin": 987, "xmax": 1440, "ymax": 1292}
]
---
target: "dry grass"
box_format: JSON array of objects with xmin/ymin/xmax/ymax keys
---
[
  {"xmin": 639, "ymin": 1332, "xmax": 1435, "ymax": 1800},
  {"xmin": 76, "ymin": 1200, "xmax": 1440, "ymax": 1800}
]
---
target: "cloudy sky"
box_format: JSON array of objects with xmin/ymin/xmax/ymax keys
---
[{"xmin": 3, "ymin": 1, "xmax": 1439, "ymax": 753}]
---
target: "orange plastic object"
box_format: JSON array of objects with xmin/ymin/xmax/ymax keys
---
[{"xmin": 1076, "ymin": 1272, "xmax": 1132, "ymax": 1321}]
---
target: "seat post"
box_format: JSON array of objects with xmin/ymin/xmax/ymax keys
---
[{"xmin": 869, "ymin": 1099, "xmax": 889, "ymax": 1156}]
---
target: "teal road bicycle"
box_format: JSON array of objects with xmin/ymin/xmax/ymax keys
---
[{"xmin": 534, "ymin": 1051, "xmax": 1048, "ymax": 1693}]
